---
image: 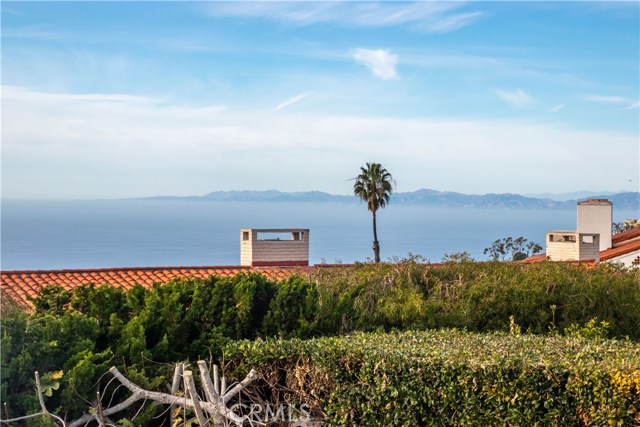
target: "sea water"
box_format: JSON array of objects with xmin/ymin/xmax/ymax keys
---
[{"xmin": 1, "ymin": 199, "xmax": 637, "ymax": 270}]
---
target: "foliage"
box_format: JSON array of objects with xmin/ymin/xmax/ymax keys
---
[
  {"xmin": 1, "ymin": 274, "xmax": 279, "ymax": 424},
  {"xmin": 612, "ymin": 220, "xmax": 640, "ymax": 234},
  {"xmin": 262, "ymin": 276, "xmax": 318, "ymax": 338},
  {"xmin": 1, "ymin": 310, "xmax": 112, "ymax": 419},
  {"xmin": 3, "ymin": 262, "xmax": 640, "ymax": 424},
  {"xmin": 564, "ymin": 318, "xmax": 611, "ymax": 340},
  {"xmin": 226, "ymin": 329, "xmax": 640, "ymax": 426},
  {"xmin": 352, "ymin": 162, "xmax": 395, "ymax": 263},
  {"xmin": 308, "ymin": 260, "xmax": 640, "ymax": 339},
  {"xmin": 483, "ymin": 236, "xmax": 543, "ymax": 261},
  {"xmin": 441, "ymin": 250, "xmax": 475, "ymax": 263}
]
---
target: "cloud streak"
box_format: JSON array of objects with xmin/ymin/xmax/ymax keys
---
[
  {"xmin": 584, "ymin": 95, "xmax": 630, "ymax": 104},
  {"xmin": 274, "ymin": 91, "xmax": 314, "ymax": 111},
  {"xmin": 624, "ymin": 101, "xmax": 639, "ymax": 110},
  {"xmin": 495, "ymin": 89, "xmax": 536, "ymax": 108},
  {"xmin": 352, "ymin": 48, "xmax": 399, "ymax": 80},
  {"xmin": 203, "ymin": 2, "xmax": 483, "ymax": 33},
  {"xmin": 3, "ymin": 86, "xmax": 637, "ymax": 199},
  {"xmin": 2, "ymin": 25, "xmax": 69, "ymax": 41},
  {"xmin": 584, "ymin": 94, "xmax": 639, "ymax": 109}
]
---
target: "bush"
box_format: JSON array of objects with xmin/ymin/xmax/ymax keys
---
[
  {"xmin": 308, "ymin": 260, "xmax": 640, "ymax": 339},
  {"xmin": 225, "ymin": 329, "xmax": 640, "ymax": 426},
  {"xmin": 262, "ymin": 276, "xmax": 318, "ymax": 338},
  {"xmin": 3, "ymin": 262, "xmax": 639, "ymax": 424}
]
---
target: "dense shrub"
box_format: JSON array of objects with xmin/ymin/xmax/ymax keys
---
[
  {"xmin": 262, "ymin": 276, "xmax": 318, "ymax": 338},
  {"xmin": 309, "ymin": 260, "xmax": 640, "ymax": 339},
  {"xmin": 2, "ymin": 261, "xmax": 639, "ymax": 424},
  {"xmin": 225, "ymin": 329, "xmax": 640, "ymax": 426},
  {"xmin": 1, "ymin": 273, "xmax": 280, "ymax": 424}
]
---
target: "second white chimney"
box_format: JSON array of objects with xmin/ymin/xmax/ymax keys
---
[{"xmin": 577, "ymin": 199, "xmax": 612, "ymax": 251}]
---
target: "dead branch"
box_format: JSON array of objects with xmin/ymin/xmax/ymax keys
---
[
  {"xmin": 1, "ymin": 372, "xmax": 66, "ymax": 426},
  {"xmin": 64, "ymin": 361, "xmax": 258, "ymax": 427},
  {"xmin": 183, "ymin": 370, "xmax": 210, "ymax": 427},
  {"xmin": 169, "ymin": 362, "xmax": 184, "ymax": 427}
]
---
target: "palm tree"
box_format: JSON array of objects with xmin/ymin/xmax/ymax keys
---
[{"xmin": 353, "ymin": 162, "xmax": 395, "ymax": 263}]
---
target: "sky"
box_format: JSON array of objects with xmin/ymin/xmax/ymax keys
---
[{"xmin": 1, "ymin": 1, "xmax": 639, "ymax": 199}]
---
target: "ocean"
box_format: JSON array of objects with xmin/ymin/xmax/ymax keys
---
[{"xmin": 1, "ymin": 199, "xmax": 637, "ymax": 270}]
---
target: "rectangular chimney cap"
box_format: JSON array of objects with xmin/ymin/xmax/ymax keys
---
[{"xmin": 577, "ymin": 199, "xmax": 612, "ymax": 205}]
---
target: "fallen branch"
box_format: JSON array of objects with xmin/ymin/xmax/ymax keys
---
[
  {"xmin": 65, "ymin": 361, "xmax": 258, "ymax": 427},
  {"xmin": 1, "ymin": 372, "xmax": 66, "ymax": 426}
]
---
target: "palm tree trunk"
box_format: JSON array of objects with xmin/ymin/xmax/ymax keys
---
[{"xmin": 372, "ymin": 209, "xmax": 380, "ymax": 263}]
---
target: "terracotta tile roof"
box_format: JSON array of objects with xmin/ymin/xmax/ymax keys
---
[
  {"xmin": 600, "ymin": 239, "xmax": 640, "ymax": 261},
  {"xmin": 520, "ymin": 254, "xmax": 547, "ymax": 264},
  {"xmin": 1, "ymin": 265, "xmax": 306, "ymax": 308},
  {"xmin": 612, "ymin": 226, "xmax": 640, "ymax": 245},
  {"xmin": 523, "ymin": 227, "xmax": 640, "ymax": 264}
]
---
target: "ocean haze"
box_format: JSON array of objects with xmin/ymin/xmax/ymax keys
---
[
  {"xmin": 141, "ymin": 189, "xmax": 640, "ymax": 211},
  {"xmin": 1, "ymin": 198, "xmax": 638, "ymax": 270}
]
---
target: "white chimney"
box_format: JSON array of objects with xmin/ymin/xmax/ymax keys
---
[
  {"xmin": 576, "ymin": 199, "xmax": 612, "ymax": 251},
  {"xmin": 240, "ymin": 228, "xmax": 309, "ymax": 267}
]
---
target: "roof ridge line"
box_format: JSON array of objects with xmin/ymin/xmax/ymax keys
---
[{"xmin": 1, "ymin": 265, "xmax": 253, "ymax": 274}]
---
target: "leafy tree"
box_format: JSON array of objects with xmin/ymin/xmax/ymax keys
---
[
  {"xmin": 262, "ymin": 276, "xmax": 318, "ymax": 338},
  {"xmin": 441, "ymin": 251, "xmax": 475, "ymax": 263},
  {"xmin": 352, "ymin": 162, "xmax": 395, "ymax": 263},
  {"xmin": 612, "ymin": 219, "xmax": 640, "ymax": 234},
  {"xmin": 484, "ymin": 236, "xmax": 542, "ymax": 261}
]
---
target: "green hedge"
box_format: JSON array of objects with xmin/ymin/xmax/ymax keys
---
[
  {"xmin": 225, "ymin": 329, "xmax": 640, "ymax": 426},
  {"xmin": 308, "ymin": 260, "xmax": 640, "ymax": 339},
  {"xmin": 3, "ymin": 262, "xmax": 640, "ymax": 425}
]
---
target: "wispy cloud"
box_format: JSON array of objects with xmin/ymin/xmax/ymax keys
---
[
  {"xmin": 2, "ymin": 26, "xmax": 69, "ymax": 41},
  {"xmin": 550, "ymin": 103, "xmax": 566, "ymax": 113},
  {"xmin": 495, "ymin": 89, "xmax": 536, "ymax": 108},
  {"xmin": 274, "ymin": 91, "xmax": 314, "ymax": 111},
  {"xmin": 424, "ymin": 11, "xmax": 484, "ymax": 33},
  {"xmin": 584, "ymin": 95, "xmax": 629, "ymax": 104},
  {"xmin": 584, "ymin": 94, "xmax": 639, "ymax": 110},
  {"xmin": 1, "ymin": 86, "xmax": 160, "ymax": 105},
  {"xmin": 202, "ymin": 2, "xmax": 483, "ymax": 33},
  {"xmin": 4, "ymin": 86, "xmax": 637, "ymax": 199},
  {"xmin": 624, "ymin": 101, "xmax": 640, "ymax": 110},
  {"xmin": 352, "ymin": 48, "xmax": 398, "ymax": 80}
]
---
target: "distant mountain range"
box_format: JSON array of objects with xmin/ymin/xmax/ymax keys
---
[
  {"xmin": 522, "ymin": 190, "xmax": 621, "ymax": 201},
  {"xmin": 141, "ymin": 189, "xmax": 640, "ymax": 211}
]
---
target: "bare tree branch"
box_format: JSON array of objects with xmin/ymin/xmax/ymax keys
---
[
  {"xmin": 223, "ymin": 370, "xmax": 259, "ymax": 404},
  {"xmin": 0, "ymin": 372, "xmax": 67, "ymax": 427},
  {"xmin": 169, "ymin": 362, "xmax": 184, "ymax": 427},
  {"xmin": 65, "ymin": 362, "xmax": 257, "ymax": 427},
  {"xmin": 183, "ymin": 371, "xmax": 210, "ymax": 427},
  {"xmin": 197, "ymin": 361, "xmax": 219, "ymax": 402},
  {"xmin": 5, "ymin": 362, "xmax": 260, "ymax": 427}
]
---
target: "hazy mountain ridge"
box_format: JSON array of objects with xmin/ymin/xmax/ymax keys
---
[
  {"xmin": 142, "ymin": 190, "xmax": 640, "ymax": 211},
  {"xmin": 523, "ymin": 190, "xmax": 620, "ymax": 201}
]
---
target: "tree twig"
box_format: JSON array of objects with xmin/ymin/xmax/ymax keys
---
[{"xmin": 183, "ymin": 371, "xmax": 210, "ymax": 427}]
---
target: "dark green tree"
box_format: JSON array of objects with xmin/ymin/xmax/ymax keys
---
[
  {"xmin": 484, "ymin": 236, "xmax": 542, "ymax": 261},
  {"xmin": 353, "ymin": 162, "xmax": 395, "ymax": 263}
]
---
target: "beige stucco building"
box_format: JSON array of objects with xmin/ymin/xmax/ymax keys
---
[
  {"xmin": 240, "ymin": 228, "xmax": 309, "ymax": 267},
  {"xmin": 531, "ymin": 198, "xmax": 640, "ymax": 267},
  {"xmin": 546, "ymin": 231, "xmax": 600, "ymax": 261}
]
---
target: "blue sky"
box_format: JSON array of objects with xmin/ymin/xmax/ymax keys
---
[{"xmin": 2, "ymin": 1, "xmax": 639, "ymax": 199}]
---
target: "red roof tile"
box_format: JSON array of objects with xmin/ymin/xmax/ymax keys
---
[
  {"xmin": 612, "ymin": 226, "xmax": 640, "ymax": 245},
  {"xmin": 523, "ymin": 228, "xmax": 640, "ymax": 264},
  {"xmin": 600, "ymin": 239, "xmax": 640, "ymax": 261},
  {"xmin": 520, "ymin": 253, "xmax": 547, "ymax": 263},
  {"xmin": 1, "ymin": 265, "xmax": 313, "ymax": 308}
]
